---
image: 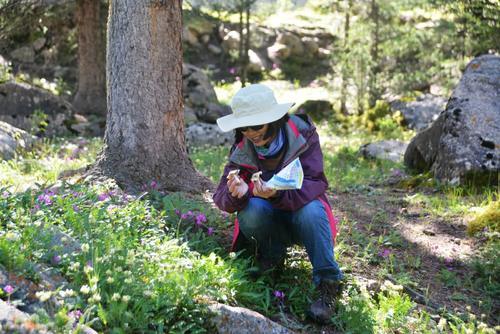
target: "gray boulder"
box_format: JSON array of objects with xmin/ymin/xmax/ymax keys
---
[
  {"xmin": 196, "ymin": 102, "xmax": 231, "ymax": 124},
  {"xmin": 186, "ymin": 123, "xmax": 234, "ymax": 147},
  {"xmin": 10, "ymin": 46, "xmax": 35, "ymax": 63},
  {"xmin": 276, "ymin": 32, "xmax": 304, "ymax": 57},
  {"xmin": 0, "ymin": 121, "xmax": 36, "ymax": 160},
  {"xmin": 391, "ymin": 94, "xmax": 447, "ymax": 131},
  {"xmin": 267, "ymin": 42, "xmax": 291, "ymax": 64},
  {"xmin": 360, "ymin": 140, "xmax": 408, "ymax": 162},
  {"xmin": 183, "ymin": 64, "xmax": 231, "ymax": 124},
  {"xmin": 183, "ymin": 64, "xmax": 219, "ymax": 107},
  {"xmin": 0, "ymin": 81, "xmax": 75, "ymax": 136},
  {"xmin": 221, "ymin": 30, "xmax": 241, "ymax": 51},
  {"xmin": 208, "ymin": 303, "xmax": 296, "ymax": 334},
  {"xmin": 404, "ymin": 55, "xmax": 500, "ymax": 186}
]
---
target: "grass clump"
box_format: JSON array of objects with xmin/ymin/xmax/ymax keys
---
[{"xmin": 467, "ymin": 200, "xmax": 500, "ymax": 235}]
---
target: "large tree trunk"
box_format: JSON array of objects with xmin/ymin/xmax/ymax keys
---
[
  {"xmin": 368, "ymin": 0, "xmax": 380, "ymax": 108},
  {"xmin": 72, "ymin": 0, "xmax": 106, "ymax": 116},
  {"xmin": 340, "ymin": 0, "xmax": 351, "ymax": 115},
  {"xmin": 95, "ymin": 0, "xmax": 212, "ymax": 193}
]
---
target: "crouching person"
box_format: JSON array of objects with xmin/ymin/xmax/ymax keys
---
[{"xmin": 213, "ymin": 84, "xmax": 344, "ymax": 324}]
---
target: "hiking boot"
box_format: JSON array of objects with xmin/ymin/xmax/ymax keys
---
[{"xmin": 308, "ymin": 279, "xmax": 343, "ymax": 324}]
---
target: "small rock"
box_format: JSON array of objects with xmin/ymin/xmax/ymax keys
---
[
  {"xmin": 221, "ymin": 30, "xmax": 241, "ymax": 51},
  {"xmin": 32, "ymin": 37, "xmax": 46, "ymax": 51},
  {"xmin": 208, "ymin": 303, "xmax": 296, "ymax": 334},
  {"xmin": 360, "ymin": 140, "xmax": 408, "ymax": 162},
  {"xmin": 10, "ymin": 46, "xmax": 35, "ymax": 63},
  {"xmin": 423, "ymin": 229, "xmax": 436, "ymax": 236},
  {"xmin": 208, "ymin": 44, "xmax": 222, "ymax": 55}
]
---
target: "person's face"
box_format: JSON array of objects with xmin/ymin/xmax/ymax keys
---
[{"xmin": 240, "ymin": 124, "xmax": 272, "ymax": 147}]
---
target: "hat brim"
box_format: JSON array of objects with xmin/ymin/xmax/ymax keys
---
[{"xmin": 216, "ymin": 102, "xmax": 294, "ymax": 132}]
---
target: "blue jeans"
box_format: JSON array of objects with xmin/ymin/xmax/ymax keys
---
[{"xmin": 237, "ymin": 197, "xmax": 344, "ymax": 286}]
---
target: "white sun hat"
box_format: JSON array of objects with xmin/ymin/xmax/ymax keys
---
[{"xmin": 216, "ymin": 84, "xmax": 294, "ymax": 132}]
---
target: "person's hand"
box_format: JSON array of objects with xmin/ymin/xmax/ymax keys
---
[
  {"xmin": 252, "ymin": 177, "xmax": 277, "ymax": 199},
  {"xmin": 227, "ymin": 174, "xmax": 248, "ymax": 198}
]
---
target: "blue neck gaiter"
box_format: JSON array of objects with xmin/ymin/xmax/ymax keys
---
[{"xmin": 254, "ymin": 128, "xmax": 285, "ymax": 159}]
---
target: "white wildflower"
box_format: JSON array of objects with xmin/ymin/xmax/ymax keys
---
[
  {"xmin": 92, "ymin": 293, "xmax": 101, "ymax": 302},
  {"xmin": 80, "ymin": 285, "xmax": 91, "ymax": 294},
  {"xmin": 122, "ymin": 295, "xmax": 130, "ymax": 303},
  {"xmin": 112, "ymin": 293, "xmax": 121, "ymax": 301},
  {"xmin": 35, "ymin": 291, "xmax": 52, "ymax": 302}
]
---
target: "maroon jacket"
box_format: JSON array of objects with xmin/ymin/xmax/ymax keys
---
[{"xmin": 213, "ymin": 114, "xmax": 338, "ymax": 249}]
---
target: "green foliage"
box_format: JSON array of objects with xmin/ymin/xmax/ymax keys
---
[
  {"xmin": 362, "ymin": 100, "xmax": 406, "ymax": 138},
  {"xmin": 467, "ymin": 200, "xmax": 500, "ymax": 235},
  {"xmin": 333, "ymin": 283, "xmax": 377, "ymax": 333},
  {"xmin": 30, "ymin": 109, "xmax": 49, "ymax": 135},
  {"xmin": 375, "ymin": 285, "xmax": 414, "ymax": 330},
  {"xmin": 190, "ymin": 146, "xmax": 229, "ymax": 183},
  {"xmin": 470, "ymin": 236, "xmax": 500, "ymax": 300},
  {"xmin": 323, "ymin": 145, "xmax": 401, "ymax": 191}
]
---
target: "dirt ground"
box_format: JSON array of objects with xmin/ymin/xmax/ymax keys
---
[{"xmin": 328, "ymin": 184, "xmax": 497, "ymax": 324}]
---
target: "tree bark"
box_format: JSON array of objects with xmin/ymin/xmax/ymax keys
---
[
  {"xmin": 368, "ymin": 0, "xmax": 380, "ymax": 108},
  {"xmin": 94, "ymin": 0, "xmax": 212, "ymax": 193},
  {"xmin": 72, "ymin": 0, "xmax": 106, "ymax": 116},
  {"xmin": 340, "ymin": 0, "xmax": 351, "ymax": 115},
  {"xmin": 241, "ymin": 0, "xmax": 251, "ymax": 87}
]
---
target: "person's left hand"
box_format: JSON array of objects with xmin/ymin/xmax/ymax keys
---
[{"xmin": 252, "ymin": 179, "xmax": 277, "ymax": 199}]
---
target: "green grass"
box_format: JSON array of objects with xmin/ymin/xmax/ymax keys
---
[{"xmin": 0, "ymin": 137, "xmax": 102, "ymax": 192}]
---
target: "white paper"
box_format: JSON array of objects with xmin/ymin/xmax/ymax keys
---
[{"xmin": 266, "ymin": 158, "xmax": 304, "ymax": 190}]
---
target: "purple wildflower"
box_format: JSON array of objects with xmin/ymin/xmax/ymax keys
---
[
  {"xmin": 37, "ymin": 193, "xmax": 53, "ymax": 206},
  {"xmin": 186, "ymin": 211, "xmax": 194, "ymax": 218},
  {"xmin": 3, "ymin": 285, "xmax": 14, "ymax": 295},
  {"xmin": 175, "ymin": 209, "xmax": 181, "ymax": 217},
  {"xmin": 207, "ymin": 227, "xmax": 214, "ymax": 236},
  {"xmin": 86, "ymin": 260, "xmax": 93, "ymax": 268},
  {"xmin": 273, "ymin": 290, "xmax": 285, "ymax": 300},
  {"xmin": 195, "ymin": 213, "xmax": 207, "ymax": 226},
  {"xmin": 68, "ymin": 309, "xmax": 83, "ymax": 320},
  {"xmin": 180, "ymin": 213, "xmax": 188, "ymax": 220},
  {"xmin": 72, "ymin": 204, "xmax": 79, "ymax": 212},
  {"xmin": 235, "ymin": 76, "xmax": 241, "ymax": 81},
  {"xmin": 391, "ymin": 169, "xmax": 403, "ymax": 177},
  {"xmin": 150, "ymin": 180, "xmax": 158, "ymax": 189},
  {"xmin": 71, "ymin": 148, "xmax": 81, "ymax": 158},
  {"xmin": 51, "ymin": 255, "xmax": 61, "ymax": 265},
  {"xmin": 379, "ymin": 249, "xmax": 391, "ymax": 258},
  {"xmin": 97, "ymin": 193, "xmax": 109, "ymax": 201},
  {"xmin": 221, "ymin": 211, "xmax": 229, "ymax": 219},
  {"xmin": 444, "ymin": 257, "xmax": 454, "ymax": 270},
  {"xmin": 229, "ymin": 67, "xmax": 236, "ymax": 75},
  {"xmin": 1, "ymin": 191, "xmax": 9, "ymax": 198},
  {"xmin": 272, "ymin": 63, "xmax": 279, "ymax": 70}
]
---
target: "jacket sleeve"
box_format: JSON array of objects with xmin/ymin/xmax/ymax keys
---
[
  {"xmin": 213, "ymin": 162, "xmax": 252, "ymax": 213},
  {"xmin": 269, "ymin": 128, "xmax": 328, "ymax": 211}
]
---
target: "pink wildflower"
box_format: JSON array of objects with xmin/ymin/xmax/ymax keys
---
[
  {"xmin": 379, "ymin": 249, "xmax": 391, "ymax": 258},
  {"xmin": 3, "ymin": 285, "xmax": 14, "ymax": 295},
  {"xmin": 52, "ymin": 255, "xmax": 61, "ymax": 265}
]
